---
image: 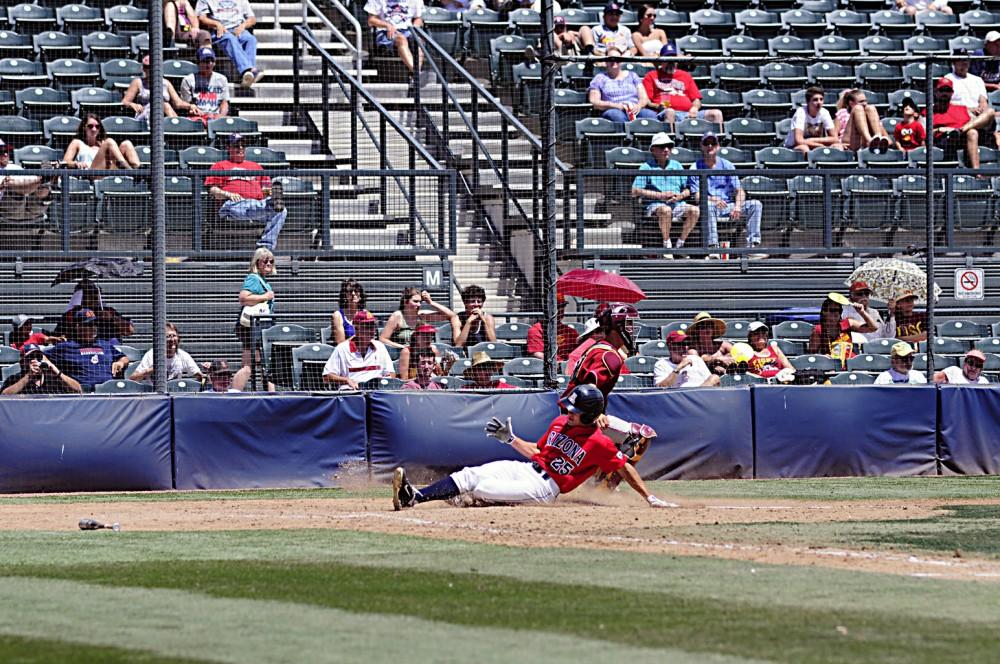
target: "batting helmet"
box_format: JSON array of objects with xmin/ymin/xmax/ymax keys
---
[
  {"xmin": 598, "ymin": 302, "xmax": 640, "ymax": 354},
  {"xmin": 558, "ymin": 384, "xmax": 605, "ymax": 424}
]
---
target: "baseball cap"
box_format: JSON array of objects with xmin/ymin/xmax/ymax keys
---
[
  {"xmin": 900, "ymin": 97, "xmax": 920, "ymax": 113},
  {"xmin": 414, "ymin": 323, "xmax": 437, "ymax": 335},
  {"xmin": 554, "ymin": 15, "xmax": 567, "ymax": 27},
  {"xmin": 228, "ymin": 133, "xmax": 245, "ymax": 146},
  {"xmin": 891, "ymin": 342, "xmax": 915, "ymax": 357},
  {"xmin": 197, "ymin": 46, "xmax": 216, "ymax": 61},
  {"xmin": 896, "ymin": 290, "xmax": 918, "ymax": 301},
  {"xmin": 953, "ymin": 48, "xmax": 970, "ymax": 59},
  {"xmin": 701, "ymin": 132, "xmax": 718, "ymax": 145},
  {"xmin": 352, "ymin": 309, "xmax": 378, "ymax": 325},
  {"xmin": 937, "ymin": 77, "xmax": 954, "ymax": 90},
  {"xmin": 747, "ymin": 321, "xmax": 769, "ymax": 334},
  {"xmin": 849, "ymin": 281, "xmax": 872, "ymax": 294},
  {"xmin": 207, "ymin": 359, "xmax": 232, "ymax": 376},
  {"xmin": 603, "ymin": 2, "xmax": 623, "ymax": 14},
  {"xmin": 73, "ymin": 308, "xmax": 97, "ymax": 324},
  {"xmin": 11, "ymin": 314, "xmax": 38, "ymax": 330},
  {"xmin": 659, "ymin": 42, "xmax": 677, "ymax": 57},
  {"xmin": 665, "ymin": 330, "xmax": 687, "ymax": 344},
  {"xmin": 649, "ymin": 132, "xmax": 675, "ymax": 148},
  {"xmin": 21, "ymin": 343, "xmax": 43, "ymax": 358},
  {"xmin": 986, "ymin": 31, "xmax": 1000, "ymax": 43},
  {"xmin": 966, "ymin": 349, "xmax": 987, "ymax": 363}
]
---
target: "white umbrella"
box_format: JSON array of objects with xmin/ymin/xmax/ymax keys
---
[{"xmin": 845, "ymin": 258, "xmax": 941, "ymax": 304}]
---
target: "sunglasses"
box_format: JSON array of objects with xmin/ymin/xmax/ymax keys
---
[
  {"xmin": 259, "ymin": 258, "xmax": 274, "ymax": 264},
  {"xmin": 895, "ymin": 356, "xmax": 914, "ymax": 362},
  {"xmin": 966, "ymin": 359, "xmax": 985, "ymax": 368},
  {"xmin": 86, "ymin": 123, "xmax": 100, "ymax": 129}
]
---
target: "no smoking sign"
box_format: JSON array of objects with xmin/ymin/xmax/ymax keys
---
[{"xmin": 954, "ymin": 268, "xmax": 984, "ymax": 301}]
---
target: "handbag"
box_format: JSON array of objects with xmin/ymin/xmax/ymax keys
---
[{"xmin": 239, "ymin": 302, "xmax": 269, "ymax": 327}]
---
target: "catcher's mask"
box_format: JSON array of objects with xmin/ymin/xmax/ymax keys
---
[
  {"xmin": 599, "ymin": 302, "xmax": 640, "ymax": 355},
  {"xmin": 558, "ymin": 384, "xmax": 605, "ymax": 425}
]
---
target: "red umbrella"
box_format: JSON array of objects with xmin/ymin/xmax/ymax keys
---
[{"xmin": 556, "ymin": 269, "xmax": 645, "ymax": 303}]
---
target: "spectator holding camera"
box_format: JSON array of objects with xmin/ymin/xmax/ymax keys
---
[
  {"xmin": 46, "ymin": 308, "xmax": 129, "ymax": 389},
  {"xmin": 455, "ymin": 284, "xmax": 497, "ymax": 347},
  {"xmin": 1, "ymin": 343, "xmax": 82, "ymax": 395}
]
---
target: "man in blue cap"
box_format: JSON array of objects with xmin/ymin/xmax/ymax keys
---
[
  {"xmin": 179, "ymin": 46, "xmax": 230, "ymax": 126},
  {"xmin": 205, "ymin": 133, "xmax": 286, "ymax": 249},
  {"xmin": 687, "ymin": 132, "xmax": 764, "ymax": 259},
  {"xmin": 45, "ymin": 309, "xmax": 129, "ymax": 389},
  {"xmin": 1, "ymin": 343, "xmax": 82, "ymax": 395}
]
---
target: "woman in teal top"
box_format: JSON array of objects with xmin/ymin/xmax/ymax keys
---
[{"xmin": 236, "ymin": 247, "xmax": 275, "ymax": 367}]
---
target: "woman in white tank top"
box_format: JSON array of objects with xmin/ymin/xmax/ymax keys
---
[
  {"xmin": 632, "ymin": 5, "xmax": 668, "ymax": 56},
  {"xmin": 61, "ymin": 113, "xmax": 141, "ymax": 171}
]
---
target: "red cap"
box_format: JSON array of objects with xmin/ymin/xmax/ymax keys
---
[
  {"xmin": 936, "ymin": 77, "xmax": 953, "ymax": 90},
  {"xmin": 849, "ymin": 281, "xmax": 871, "ymax": 294},
  {"xmin": 414, "ymin": 324, "xmax": 436, "ymax": 335},
  {"xmin": 352, "ymin": 309, "xmax": 377, "ymax": 325},
  {"xmin": 666, "ymin": 330, "xmax": 687, "ymax": 344}
]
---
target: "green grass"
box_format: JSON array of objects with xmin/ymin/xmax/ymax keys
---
[{"xmin": 0, "ymin": 635, "xmax": 197, "ymax": 664}]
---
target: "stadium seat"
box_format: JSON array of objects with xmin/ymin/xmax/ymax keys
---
[
  {"xmin": 58, "ymin": 4, "xmax": 105, "ymax": 35},
  {"xmin": 95, "ymin": 379, "xmax": 153, "ymax": 393},
  {"xmin": 47, "ymin": 58, "xmax": 100, "ymax": 90},
  {"xmin": 503, "ymin": 356, "xmax": 543, "ymax": 377},
  {"xmin": 774, "ymin": 118, "xmax": 793, "ymax": 145},
  {"xmin": 799, "ymin": 0, "xmax": 838, "ymax": 12},
  {"xmin": 722, "ymin": 36, "xmax": 768, "ymax": 59},
  {"xmin": 137, "ymin": 145, "xmax": 179, "ymax": 167},
  {"xmin": 509, "ymin": 8, "xmax": 541, "ymax": 42},
  {"xmin": 166, "ymin": 378, "xmax": 202, "ymax": 393},
  {"xmin": 431, "ymin": 376, "xmax": 468, "ymax": 389},
  {"xmin": 639, "ymin": 340, "xmax": 670, "ymax": 357},
  {"xmin": 0, "ymin": 31, "xmax": 33, "ymax": 59},
  {"xmin": 0, "ymin": 58, "xmax": 47, "ymax": 91},
  {"xmin": 859, "ymin": 36, "xmax": 905, "ymax": 57},
  {"xmin": 725, "ymin": 117, "xmax": 776, "ymax": 150},
  {"xmin": 914, "ymin": 353, "xmax": 954, "ymax": 371},
  {"xmin": 789, "ymin": 174, "xmax": 843, "ymax": 232},
  {"xmin": 755, "ymin": 147, "xmax": 805, "ymax": 169},
  {"xmin": 72, "ymin": 85, "xmax": 118, "ymax": 116},
  {"xmin": 82, "ymin": 31, "xmax": 130, "ymax": 62},
  {"xmin": 102, "ymin": 116, "xmax": 148, "ymax": 147},
  {"xmin": 735, "ymin": 9, "xmax": 782, "ymax": 39},
  {"xmin": 790, "ymin": 354, "xmax": 839, "ymax": 371},
  {"xmin": 857, "ymin": 147, "xmax": 907, "ymax": 169},
  {"xmin": 919, "ymin": 337, "xmax": 968, "ymax": 354},
  {"xmin": 712, "ymin": 62, "xmax": 760, "ymax": 93},
  {"xmin": 1, "ymin": 363, "xmax": 20, "ymax": 383},
  {"xmin": 846, "ymin": 353, "xmax": 891, "ymax": 372},
  {"xmin": 871, "ymin": 11, "xmax": 915, "ymax": 39},
  {"xmin": 624, "ymin": 355, "xmax": 656, "ymax": 374},
  {"xmin": 33, "ymin": 31, "xmax": 82, "ymax": 62},
  {"xmin": 690, "ymin": 9, "xmax": 736, "ymax": 39},
  {"xmin": 669, "ymin": 146, "xmax": 699, "ymax": 165},
  {"xmin": 494, "ymin": 322, "xmax": 529, "ymax": 342},
  {"xmin": 915, "ymin": 10, "xmax": 959, "ymax": 38},
  {"xmin": 724, "ymin": 320, "xmax": 752, "ymax": 339},
  {"xmin": 700, "ymin": 88, "xmax": 742, "ymax": 118},
  {"xmin": 616, "ymin": 373, "xmax": 654, "ymax": 388},
  {"xmin": 808, "ymin": 148, "xmax": 857, "ymax": 169},
  {"xmin": 449, "ymin": 357, "xmax": 474, "ymax": 376},
  {"xmin": 15, "ymin": 86, "xmax": 71, "ymax": 120},
  {"xmin": 675, "ymin": 118, "xmax": 716, "ymax": 148},
  {"xmin": 904, "ymin": 35, "xmax": 949, "ymax": 56},
  {"xmin": 360, "ymin": 377, "xmax": 404, "ymax": 391},
  {"xmin": 488, "ymin": 34, "xmax": 529, "ymax": 87},
  {"xmin": 771, "ymin": 339, "xmax": 803, "ymax": 357},
  {"xmin": 47, "ymin": 175, "xmax": 96, "ymax": 234},
  {"xmin": 626, "ymin": 118, "xmax": 670, "ymax": 150},
  {"xmin": 743, "ymin": 89, "xmax": 792, "ymax": 123},
  {"xmin": 206, "ymin": 117, "xmax": 261, "ymax": 147},
  {"xmin": 100, "ymin": 58, "xmax": 142, "ymax": 90},
  {"xmin": 936, "ymin": 320, "xmax": 984, "ymax": 340},
  {"xmin": 960, "ymin": 10, "xmax": 1000, "ymax": 38},
  {"xmin": 767, "ymin": 35, "xmax": 814, "ymax": 57},
  {"xmin": 887, "ymin": 89, "xmax": 926, "ymax": 115},
  {"xmin": 718, "ymin": 146, "xmax": 754, "ymax": 168},
  {"xmin": 660, "ymin": 321, "xmax": 690, "ymax": 338},
  {"xmin": 829, "ymin": 371, "xmax": 875, "ymax": 385},
  {"xmin": 576, "ymin": 118, "xmax": 626, "ymax": 168},
  {"xmin": 163, "ymin": 58, "xmax": 197, "ymax": 88},
  {"xmin": 780, "ymin": 9, "xmax": 826, "ymax": 39},
  {"xmin": 0, "ymin": 345, "xmax": 20, "ymax": 365},
  {"xmin": 95, "ymin": 175, "xmax": 149, "ymax": 232},
  {"xmin": 245, "ymin": 146, "xmax": 290, "ymax": 169},
  {"xmin": 720, "ymin": 373, "xmax": 764, "ymax": 386},
  {"xmin": 555, "ymin": 8, "xmax": 597, "ymax": 32},
  {"xmin": 7, "ymin": 4, "xmax": 58, "ymax": 35},
  {"xmin": 465, "ymin": 8, "xmax": 506, "ymax": 59},
  {"xmin": 292, "ymin": 342, "xmax": 334, "ymax": 390},
  {"xmin": 164, "ymin": 175, "xmax": 194, "ymax": 228},
  {"xmin": 0, "ymin": 90, "xmax": 12, "ymax": 116},
  {"xmin": 742, "ymin": 175, "xmax": 790, "ymax": 231},
  {"xmin": 435, "ymin": 322, "xmax": 454, "ymax": 345},
  {"xmin": 856, "ymin": 63, "xmax": 903, "ymax": 94},
  {"xmin": 13, "ymin": 144, "xmax": 61, "ymax": 167},
  {"xmin": 808, "ymin": 62, "xmax": 856, "ymax": 90},
  {"xmin": 0, "ymin": 115, "xmax": 43, "ymax": 148},
  {"xmin": 815, "ymin": 35, "xmax": 860, "ymax": 57},
  {"xmin": 952, "ymin": 176, "xmax": 994, "ymax": 231},
  {"xmin": 894, "ymin": 175, "xmax": 946, "ymax": 233},
  {"xmin": 949, "ymin": 35, "xmax": 984, "ymax": 54},
  {"xmin": 422, "ymin": 7, "xmax": 462, "ymax": 57},
  {"xmin": 553, "ymin": 88, "xmax": 589, "ymax": 141},
  {"xmin": 469, "ymin": 341, "xmax": 519, "ymax": 360},
  {"xmin": 975, "ymin": 337, "xmax": 1000, "ymax": 354},
  {"xmin": 842, "ymin": 175, "xmax": 893, "ymax": 231},
  {"xmin": 826, "ymin": 9, "xmax": 871, "ymax": 39},
  {"xmin": 105, "ymin": 5, "xmax": 148, "ymax": 35},
  {"xmin": 864, "ymin": 339, "xmax": 904, "ymax": 354},
  {"xmin": 654, "ymin": 8, "xmax": 691, "ymax": 38},
  {"xmin": 130, "ymin": 33, "xmax": 179, "ymax": 61},
  {"xmin": 164, "ymin": 116, "xmax": 208, "ymax": 150},
  {"xmin": 676, "ymin": 35, "xmax": 722, "ymax": 57},
  {"xmin": 498, "ymin": 375, "xmax": 532, "ymax": 388},
  {"xmin": 512, "ymin": 61, "xmax": 542, "ymax": 115},
  {"xmin": 772, "ymin": 320, "xmax": 812, "ymax": 340}
]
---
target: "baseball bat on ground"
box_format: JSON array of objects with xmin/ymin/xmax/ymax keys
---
[{"xmin": 78, "ymin": 518, "xmax": 121, "ymax": 531}]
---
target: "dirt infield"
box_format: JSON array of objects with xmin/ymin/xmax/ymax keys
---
[{"xmin": 5, "ymin": 489, "xmax": 1000, "ymax": 582}]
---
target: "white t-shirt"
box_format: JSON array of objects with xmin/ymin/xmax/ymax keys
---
[
  {"xmin": 365, "ymin": 0, "xmax": 424, "ymax": 29},
  {"xmin": 939, "ymin": 365, "xmax": 989, "ymax": 384},
  {"xmin": 134, "ymin": 348, "xmax": 201, "ymax": 381},
  {"xmin": 842, "ymin": 307, "xmax": 893, "ymax": 343},
  {"xmin": 323, "ymin": 338, "xmax": 394, "ymax": 387},
  {"xmin": 653, "ymin": 355, "xmax": 712, "ymax": 388},
  {"xmin": 874, "ymin": 368, "xmax": 928, "ymax": 385},
  {"xmin": 180, "ymin": 71, "xmax": 230, "ymax": 115},
  {"xmin": 945, "ymin": 72, "xmax": 988, "ymax": 110},
  {"xmin": 194, "ymin": 0, "xmax": 254, "ymax": 31},
  {"xmin": 784, "ymin": 106, "xmax": 834, "ymax": 148},
  {"xmin": 590, "ymin": 24, "xmax": 632, "ymax": 54}
]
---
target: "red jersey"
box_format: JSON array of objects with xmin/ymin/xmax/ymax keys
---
[
  {"xmin": 642, "ymin": 68, "xmax": 700, "ymax": 113},
  {"xmin": 893, "ymin": 119, "xmax": 926, "ymax": 152},
  {"xmin": 925, "ymin": 104, "xmax": 970, "ymax": 133},
  {"xmin": 11, "ymin": 331, "xmax": 48, "ymax": 351},
  {"xmin": 205, "ymin": 159, "xmax": 269, "ymax": 200},
  {"xmin": 526, "ymin": 322, "xmax": 579, "ymax": 362},
  {"xmin": 562, "ymin": 340, "xmax": 624, "ymax": 401},
  {"xmin": 747, "ymin": 345, "xmax": 782, "ymax": 378},
  {"xmin": 532, "ymin": 415, "xmax": 627, "ymax": 494}
]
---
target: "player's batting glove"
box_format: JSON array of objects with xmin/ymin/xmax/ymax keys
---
[
  {"xmin": 647, "ymin": 495, "xmax": 680, "ymax": 509},
  {"xmin": 485, "ymin": 416, "xmax": 516, "ymax": 445}
]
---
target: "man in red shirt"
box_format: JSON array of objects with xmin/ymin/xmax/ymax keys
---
[
  {"xmin": 526, "ymin": 294, "xmax": 579, "ymax": 362},
  {"xmin": 642, "ymin": 42, "xmax": 722, "ymax": 131},
  {"xmin": 926, "ymin": 78, "xmax": 982, "ymax": 168},
  {"xmin": 391, "ymin": 384, "xmax": 677, "ymax": 509},
  {"xmin": 205, "ymin": 133, "xmax": 286, "ymax": 249}
]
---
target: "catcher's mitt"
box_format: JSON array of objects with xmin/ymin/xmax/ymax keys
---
[{"xmin": 596, "ymin": 423, "xmax": 656, "ymax": 491}]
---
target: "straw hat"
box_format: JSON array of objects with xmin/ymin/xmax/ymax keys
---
[
  {"xmin": 689, "ymin": 312, "xmax": 726, "ymax": 338},
  {"xmin": 463, "ymin": 351, "xmax": 505, "ymax": 378}
]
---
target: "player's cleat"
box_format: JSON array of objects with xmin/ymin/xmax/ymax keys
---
[{"xmin": 392, "ymin": 467, "xmax": 416, "ymax": 511}]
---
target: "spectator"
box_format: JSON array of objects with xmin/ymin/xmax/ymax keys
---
[
  {"xmin": 402, "ymin": 349, "xmax": 443, "ymax": 389},
  {"xmin": 588, "ymin": 47, "xmax": 656, "ymax": 125},
  {"xmin": 744, "ymin": 322, "xmax": 794, "ymax": 380},
  {"xmin": 206, "ymin": 133, "xmax": 286, "ymax": 250},
  {"xmin": 842, "ymin": 281, "xmax": 894, "ymax": 343},
  {"xmin": 893, "ymin": 97, "xmax": 926, "ymax": 152},
  {"xmin": 688, "ymin": 133, "xmax": 763, "ymax": 258},
  {"xmin": 686, "ymin": 312, "xmax": 733, "ymax": 376},
  {"xmin": 895, "ymin": 0, "xmax": 951, "ymax": 16},
  {"xmin": 642, "ymin": 43, "xmax": 722, "ymax": 130},
  {"xmin": 129, "ymin": 323, "xmax": 203, "ymax": 383},
  {"xmin": 196, "ymin": 0, "xmax": 262, "ymax": 88},
  {"xmin": 632, "ymin": 5, "xmax": 667, "ymax": 56},
  {"xmin": 654, "ymin": 330, "xmax": 718, "ymax": 388},
  {"xmin": 164, "ymin": 0, "xmax": 212, "ymax": 47},
  {"xmin": 9, "ymin": 314, "xmax": 63, "ymax": 351},
  {"xmin": 323, "ymin": 310, "xmax": 395, "ymax": 390},
  {"xmin": 235, "ymin": 247, "xmax": 274, "ymax": 369},
  {"xmin": 61, "ymin": 113, "xmax": 141, "ymax": 171},
  {"xmin": 808, "ymin": 293, "xmax": 874, "ymax": 368},
  {"xmin": 929, "ymin": 78, "xmax": 984, "ymax": 169},
  {"xmin": 934, "ymin": 349, "xmax": 990, "ymax": 384},
  {"xmin": 462, "ymin": 351, "xmax": 516, "ymax": 389},
  {"xmin": 631, "ymin": 132, "xmax": 697, "ymax": 257},
  {"xmin": 0, "ymin": 140, "xmax": 50, "ymax": 221},
  {"xmin": 890, "ymin": 291, "xmax": 927, "ymax": 343},
  {"xmin": 455, "ymin": 284, "xmax": 497, "ymax": 347},
  {"xmin": 122, "ymin": 55, "xmax": 196, "ymax": 121},
  {"xmin": 381, "ymin": 288, "xmax": 458, "ymax": 349},
  {"xmin": 1, "ymin": 343, "xmax": 81, "ymax": 395},
  {"xmin": 553, "ymin": 16, "xmax": 580, "ymax": 55},
  {"xmin": 945, "ymin": 52, "xmax": 995, "ymax": 154},
  {"xmin": 179, "ymin": 46, "xmax": 230, "ymax": 126},
  {"xmin": 398, "ymin": 323, "xmax": 442, "ymax": 380},
  {"xmin": 365, "ymin": 0, "xmax": 424, "ymax": 78},
  {"xmin": 835, "ymin": 89, "xmax": 891, "ymax": 153},
  {"xmin": 58, "ymin": 279, "xmax": 134, "ymax": 341},
  {"xmin": 785, "ymin": 86, "xmax": 844, "ymax": 154},
  {"xmin": 46, "ymin": 308, "xmax": 129, "ymax": 389},
  {"xmin": 972, "ymin": 31, "xmax": 1000, "ymax": 93},
  {"xmin": 874, "ymin": 342, "xmax": 928, "ymax": 384},
  {"xmin": 580, "ymin": 3, "xmax": 635, "ymax": 57},
  {"xmin": 526, "ymin": 294, "xmax": 579, "ymax": 361},
  {"xmin": 331, "ymin": 279, "xmax": 366, "ymax": 345},
  {"xmin": 203, "ymin": 358, "xmax": 239, "ymax": 392}
]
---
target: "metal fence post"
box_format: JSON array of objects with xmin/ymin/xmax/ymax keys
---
[
  {"xmin": 321, "ymin": 173, "xmax": 331, "ymax": 249},
  {"xmin": 822, "ymin": 172, "xmax": 832, "ymax": 249},
  {"xmin": 925, "ymin": 55, "xmax": 936, "ymax": 380}
]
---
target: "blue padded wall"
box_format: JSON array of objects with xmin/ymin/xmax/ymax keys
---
[
  {"xmin": 0, "ymin": 395, "xmax": 173, "ymax": 492},
  {"xmin": 939, "ymin": 386, "xmax": 1000, "ymax": 475}
]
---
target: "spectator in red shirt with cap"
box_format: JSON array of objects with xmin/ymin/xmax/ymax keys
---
[
  {"xmin": 642, "ymin": 42, "xmax": 723, "ymax": 131},
  {"xmin": 927, "ymin": 77, "xmax": 983, "ymax": 169},
  {"xmin": 893, "ymin": 97, "xmax": 926, "ymax": 152},
  {"xmin": 9, "ymin": 314, "xmax": 63, "ymax": 351},
  {"xmin": 322, "ymin": 310, "xmax": 396, "ymax": 390},
  {"xmin": 526, "ymin": 294, "xmax": 579, "ymax": 362},
  {"xmin": 206, "ymin": 133, "xmax": 286, "ymax": 249}
]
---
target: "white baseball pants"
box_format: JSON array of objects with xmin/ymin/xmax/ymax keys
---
[{"xmin": 451, "ymin": 460, "xmax": 560, "ymax": 504}]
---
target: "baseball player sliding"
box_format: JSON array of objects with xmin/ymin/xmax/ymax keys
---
[{"xmin": 392, "ymin": 384, "xmax": 679, "ymax": 510}]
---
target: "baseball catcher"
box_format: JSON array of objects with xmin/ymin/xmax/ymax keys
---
[{"xmin": 392, "ymin": 384, "xmax": 679, "ymax": 510}]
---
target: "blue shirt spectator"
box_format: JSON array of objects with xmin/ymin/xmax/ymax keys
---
[
  {"xmin": 47, "ymin": 308, "xmax": 128, "ymax": 388},
  {"xmin": 687, "ymin": 156, "xmax": 740, "ymax": 203},
  {"xmin": 630, "ymin": 132, "xmax": 696, "ymax": 256}
]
